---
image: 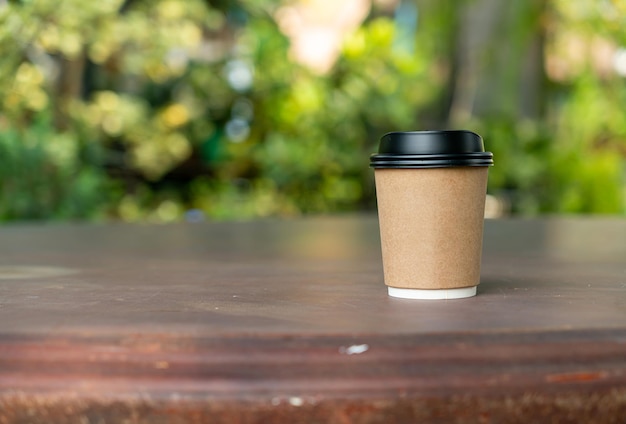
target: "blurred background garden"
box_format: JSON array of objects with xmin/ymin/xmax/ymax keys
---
[{"xmin": 0, "ymin": 0, "xmax": 624, "ymax": 222}]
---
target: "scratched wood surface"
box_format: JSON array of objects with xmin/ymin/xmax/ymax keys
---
[{"xmin": 0, "ymin": 216, "xmax": 625, "ymax": 423}]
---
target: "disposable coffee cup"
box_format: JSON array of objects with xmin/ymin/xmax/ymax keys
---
[{"xmin": 370, "ymin": 130, "xmax": 493, "ymax": 300}]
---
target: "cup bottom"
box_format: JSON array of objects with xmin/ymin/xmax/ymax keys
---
[{"xmin": 388, "ymin": 286, "xmax": 477, "ymax": 300}]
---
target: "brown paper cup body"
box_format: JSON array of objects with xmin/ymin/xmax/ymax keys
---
[{"xmin": 374, "ymin": 167, "xmax": 489, "ymax": 290}]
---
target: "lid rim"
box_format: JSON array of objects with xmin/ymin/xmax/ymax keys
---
[
  {"xmin": 370, "ymin": 162, "xmax": 493, "ymax": 169},
  {"xmin": 370, "ymin": 152, "xmax": 493, "ymax": 169},
  {"xmin": 371, "ymin": 152, "xmax": 493, "ymax": 159}
]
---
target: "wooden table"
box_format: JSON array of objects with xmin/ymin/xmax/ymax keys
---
[{"xmin": 0, "ymin": 216, "xmax": 625, "ymax": 423}]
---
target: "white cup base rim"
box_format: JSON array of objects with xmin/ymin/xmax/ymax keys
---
[{"xmin": 388, "ymin": 286, "xmax": 477, "ymax": 300}]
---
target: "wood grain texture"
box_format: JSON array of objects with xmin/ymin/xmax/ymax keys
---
[{"xmin": 0, "ymin": 216, "xmax": 625, "ymax": 422}]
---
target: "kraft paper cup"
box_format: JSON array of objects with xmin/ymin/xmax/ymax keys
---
[{"xmin": 370, "ymin": 130, "xmax": 493, "ymax": 300}]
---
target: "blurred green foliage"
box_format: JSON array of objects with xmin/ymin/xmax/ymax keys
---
[{"xmin": 0, "ymin": 0, "xmax": 624, "ymax": 221}]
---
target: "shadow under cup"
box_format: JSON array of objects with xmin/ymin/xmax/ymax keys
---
[{"xmin": 370, "ymin": 131, "xmax": 494, "ymax": 300}]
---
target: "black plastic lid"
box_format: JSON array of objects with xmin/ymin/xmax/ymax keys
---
[{"xmin": 370, "ymin": 130, "xmax": 493, "ymax": 169}]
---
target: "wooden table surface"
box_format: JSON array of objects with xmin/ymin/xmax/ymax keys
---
[{"xmin": 0, "ymin": 215, "xmax": 625, "ymax": 423}]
